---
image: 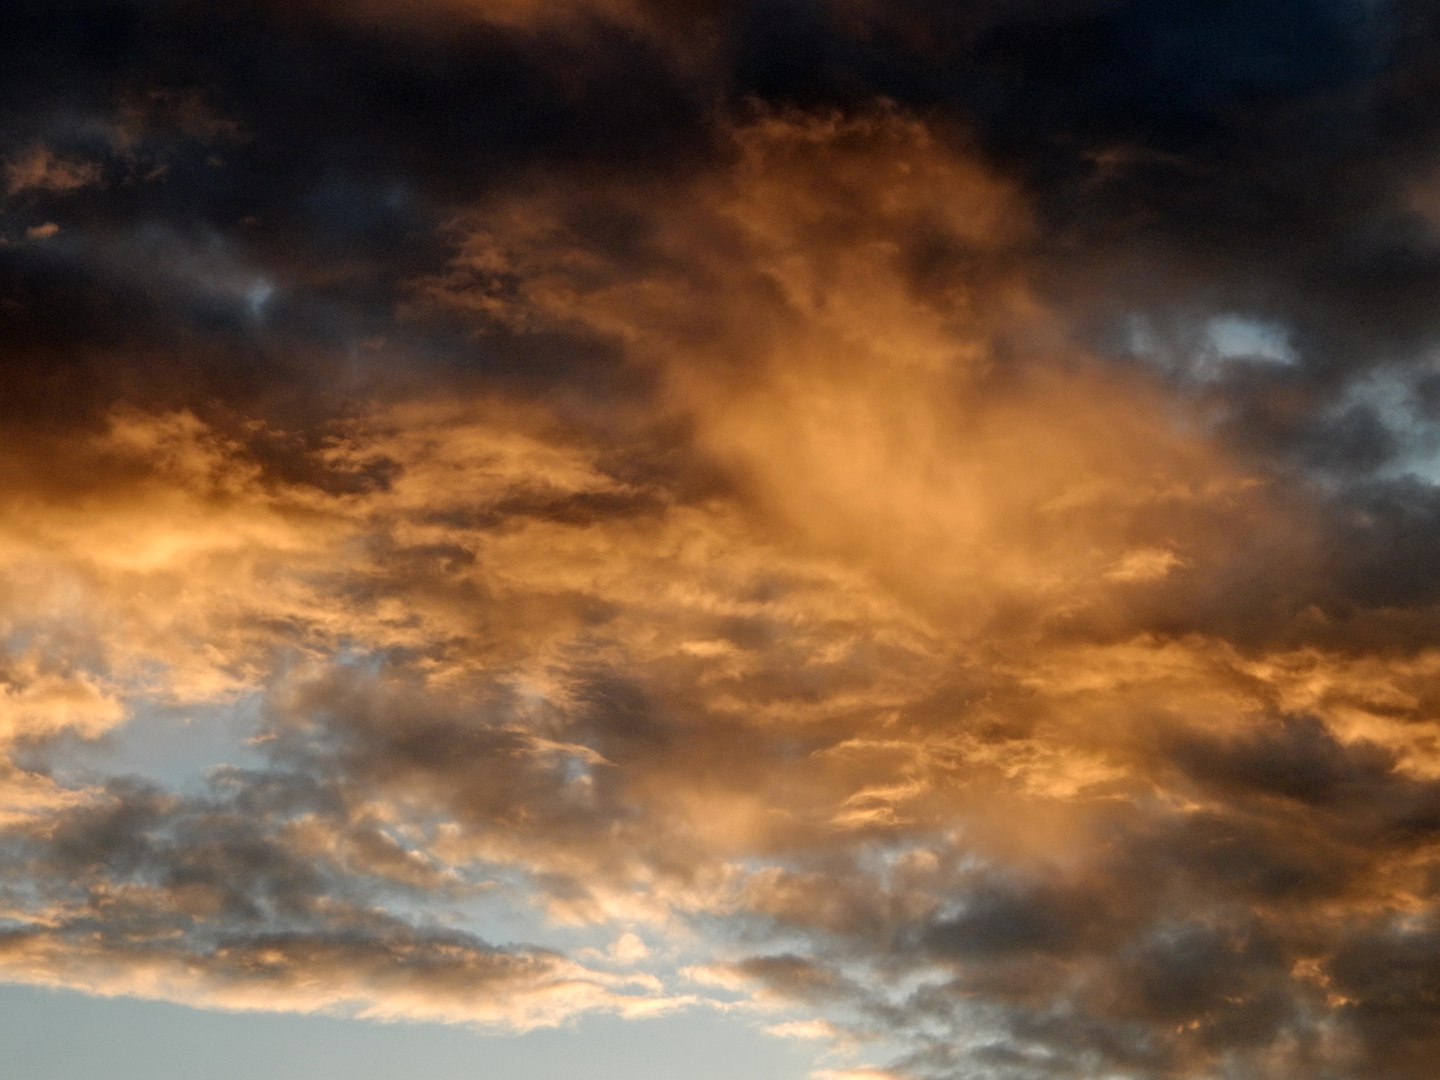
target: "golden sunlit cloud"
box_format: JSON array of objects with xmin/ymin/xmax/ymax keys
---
[{"xmin": 4, "ymin": 18, "xmax": 1440, "ymax": 1075}]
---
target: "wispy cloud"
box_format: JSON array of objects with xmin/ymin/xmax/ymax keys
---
[
  {"xmin": 4, "ymin": 145, "xmax": 101, "ymax": 196},
  {"xmin": 1, "ymin": 2, "xmax": 1439, "ymax": 1078}
]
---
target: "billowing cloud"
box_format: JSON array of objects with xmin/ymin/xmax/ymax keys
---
[{"xmin": 4, "ymin": 3, "xmax": 1440, "ymax": 1079}]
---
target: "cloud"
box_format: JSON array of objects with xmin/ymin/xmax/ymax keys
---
[
  {"xmin": 3, "ymin": 4, "xmax": 1440, "ymax": 1079},
  {"xmin": 4, "ymin": 146, "xmax": 101, "ymax": 197},
  {"xmin": 0, "ymin": 781, "xmax": 683, "ymax": 1030},
  {"xmin": 0, "ymin": 108, "xmax": 1418, "ymax": 1068}
]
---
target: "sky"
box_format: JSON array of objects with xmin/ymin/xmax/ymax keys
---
[{"xmin": 5, "ymin": 2, "xmax": 1440, "ymax": 1079}]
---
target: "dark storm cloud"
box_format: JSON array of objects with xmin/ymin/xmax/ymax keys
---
[
  {"xmin": 0, "ymin": 0, "xmax": 709, "ymax": 447},
  {"xmin": 1, "ymin": 0, "xmax": 1432, "ymax": 451}
]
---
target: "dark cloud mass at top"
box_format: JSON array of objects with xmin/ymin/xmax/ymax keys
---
[{"xmin": 7, "ymin": 3, "xmax": 1440, "ymax": 1079}]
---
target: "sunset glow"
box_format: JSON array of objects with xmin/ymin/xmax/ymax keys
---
[{"xmin": 4, "ymin": 4, "xmax": 1440, "ymax": 1079}]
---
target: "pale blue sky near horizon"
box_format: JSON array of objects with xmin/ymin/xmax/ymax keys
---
[
  {"xmin": 9, "ymin": 705, "xmax": 837, "ymax": 1080},
  {"xmin": 0, "ymin": 982, "xmax": 823, "ymax": 1080}
]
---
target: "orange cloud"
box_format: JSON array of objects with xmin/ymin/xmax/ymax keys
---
[
  {"xmin": 4, "ymin": 145, "xmax": 101, "ymax": 196},
  {"xmin": 1, "ymin": 102, "xmax": 1438, "ymax": 1080}
]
